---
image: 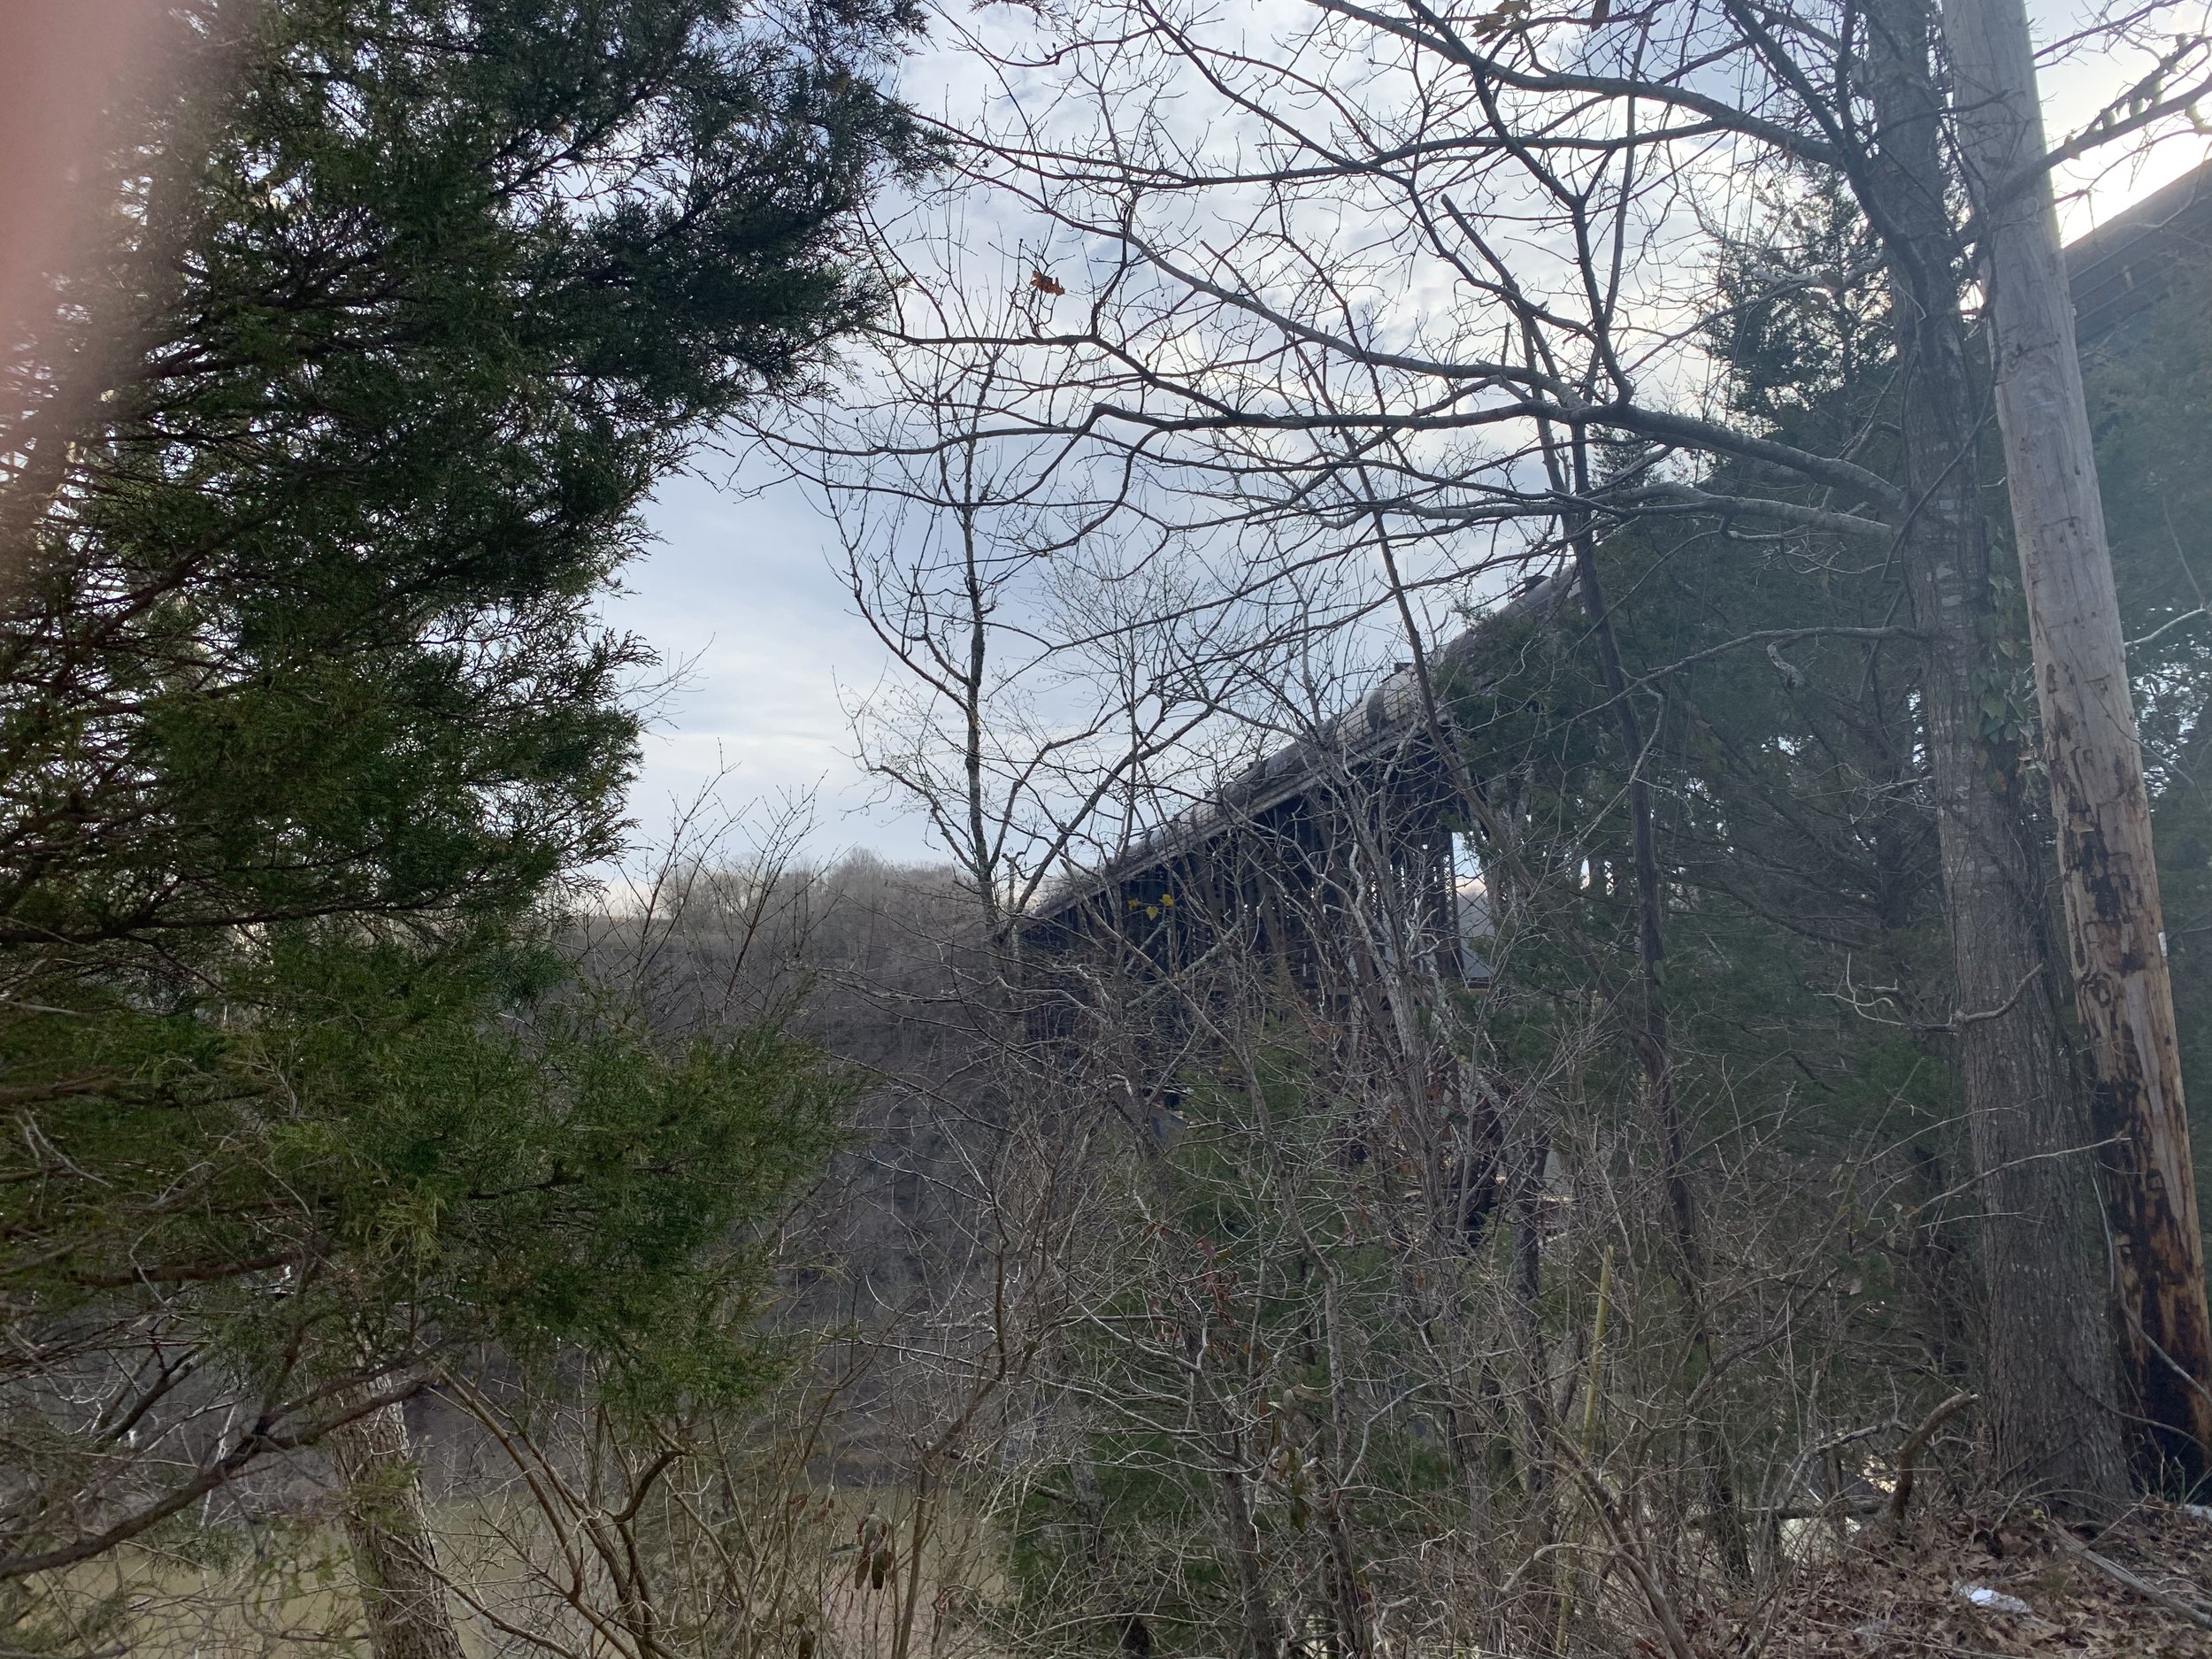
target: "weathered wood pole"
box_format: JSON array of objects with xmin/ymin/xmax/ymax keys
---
[
  {"xmin": 1941, "ymin": 0, "xmax": 2212, "ymax": 1480},
  {"xmin": 1863, "ymin": 0, "xmax": 2129, "ymax": 1506}
]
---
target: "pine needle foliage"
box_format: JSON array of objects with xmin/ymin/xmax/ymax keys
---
[{"xmin": 0, "ymin": 0, "xmax": 917, "ymax": 1603}]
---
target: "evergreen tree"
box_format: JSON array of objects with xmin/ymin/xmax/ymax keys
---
[
  {"xmin": 1439, "ymin": 180, "xmax": 2024, "ymax": 1464},
  {"xmin": 0, "ymin": 0, "xmax": 918, "ymax": 1609},
  {"xmin": 1438, "ymin": 178, "xmax": 2212, "ymax": 1489}
]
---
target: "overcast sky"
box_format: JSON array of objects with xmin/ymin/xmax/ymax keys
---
[{"xmin": 600, "ymin": 9, "xmax": 2212, "ymax": 876}]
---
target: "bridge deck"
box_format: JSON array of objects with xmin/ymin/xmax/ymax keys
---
[{"xmin": 1028, "ymin": 162, "xmax": 2212, "ymax": 945}]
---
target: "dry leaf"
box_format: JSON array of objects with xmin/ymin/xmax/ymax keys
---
[{"xmin": 1473, "ymin": 0, "xmax": 1532, "ymax": 39}]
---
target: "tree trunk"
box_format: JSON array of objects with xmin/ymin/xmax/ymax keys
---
[
  {"xmin": 328, "ymin": 1400, "xmax": 468, "ymax": 1659},
  {"xmin": 1210, "ymin": 1396, "xmax": 1282, "ymax": 1659},
  {"xmin": 1561, "ymin": 473, "xmax": 1750, "ymax": 1576},
  {"xmin": 1862, "ymin": 0, "xmax": 2131, "ymax": 1508},
  {"xmin": 1939, "ymin": 0, "xmax": 2212, "ymax": 1484}
]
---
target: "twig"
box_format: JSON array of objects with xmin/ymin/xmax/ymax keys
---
[
  {"xmin": 1949, "ymin": 967, "xmax": 2039, "ymax": 1033},
  {"xmin": 1555, "ymin": 1246, "xmax": 1617, "ymax": 1652},
  {"xmin": 1551, "ymin": 1432, "xmax": 1702, "ymax": 1659},
  {"xmin": 1888, "ymin": 1392, "xmax": 1978, "ymax": 1525},
  {"xmin": 2053, "ymin": 1526, "xmax": 2212, "ymax": 1630}
]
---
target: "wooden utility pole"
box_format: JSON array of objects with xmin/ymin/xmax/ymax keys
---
[{"xmin": 1941, "ymin": 0, "xmax": 2212, "ymax": 1480}]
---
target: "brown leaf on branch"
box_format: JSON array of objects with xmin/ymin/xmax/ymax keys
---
[{"xmin": 1473, "ymin": 0, "xmax": 1532, "ymax": 40}]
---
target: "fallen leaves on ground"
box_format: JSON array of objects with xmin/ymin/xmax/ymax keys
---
[{"xmin": 1753, "ymin": 1502, "xmax": 2212, "ymax": 1657}]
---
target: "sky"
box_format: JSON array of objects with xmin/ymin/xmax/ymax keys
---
[
  {"xmin": 599, "ymin": 6, "xmax": 2212, "ymax": 876},
  {"xmin": 601, "ymin": 461, "xmax": 914, "ymax": 864}
]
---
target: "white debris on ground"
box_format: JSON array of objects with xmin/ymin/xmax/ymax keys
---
[
  {"xmin": 1761, "ymin": 1503, "xmax": 2212, "ymax": 1655},
  {"xmin": 1953, "ymin": 1583, "xmax": 2036, "ymax": 1617}
]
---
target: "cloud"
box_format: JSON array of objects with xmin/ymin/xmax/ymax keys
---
[{"xmin": 608, "ymin": 466, "xmax": 941, "ymax": 865}]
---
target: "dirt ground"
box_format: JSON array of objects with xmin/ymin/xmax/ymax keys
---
[{"xmin": 1752, "ymin": 1501, "xmax": 2212, "ymax": 1657}]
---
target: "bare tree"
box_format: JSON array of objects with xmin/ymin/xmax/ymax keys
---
[{"xmin": 787, "ymin": 0, "xmax": 2212, "ymax": 1502}]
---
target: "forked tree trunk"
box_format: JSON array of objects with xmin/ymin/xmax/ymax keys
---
[
  {"xmin": 1940, "ymin": 0, "xmax": 2212, "ymax": 1484},
  {"xmin": 1862, "ymin": 0, "xmax": 2131, "ymax": 1508},
  {"xmin": 328, "ymin": 1400, "xmax": 468, "ymax": 1659}
]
